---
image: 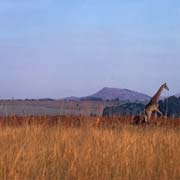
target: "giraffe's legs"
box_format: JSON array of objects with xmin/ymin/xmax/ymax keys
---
[
  {"xmin": 156, "ymin": 109, "xmax": 163, "ymax": 116},
  {"xmin": 144, "ymin": 115, "xmax": 148, "ymax": 124},
  {"xmin": 153, "ymin": 106, "xmax": 163, "ymax": 117},
  {"xmin": 145, "ymin": 110, "xmax": 152, "ymax": 124}
]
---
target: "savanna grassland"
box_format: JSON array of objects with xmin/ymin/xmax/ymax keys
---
[{"xmin": 0, "ymin": 116, "xmax": 180, "ymax": 180}]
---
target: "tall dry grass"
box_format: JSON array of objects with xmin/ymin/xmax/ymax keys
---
[{"xmin": 0, "ymin": 116, "xmax": 180, "ymax": 179}]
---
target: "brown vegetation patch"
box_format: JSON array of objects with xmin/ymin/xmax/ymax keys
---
[
  {"xmin": 0, "ymin": 117, "xmax": 180, "ymax": 179},
  {"xmin": 0, "ymin": 115, "xmax": 180, "ymax": 128}
]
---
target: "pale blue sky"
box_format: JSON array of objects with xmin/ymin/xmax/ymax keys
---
[{"xmin": 0, "ymin": 0, "xmax": 180, "ymax": 99}]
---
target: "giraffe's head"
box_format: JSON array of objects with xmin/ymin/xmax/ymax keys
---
[{"xmin": 163, "ymin": 83, "xmax": 169, "ymax": 91}]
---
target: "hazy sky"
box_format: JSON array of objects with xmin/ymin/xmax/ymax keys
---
[{"xmin": 0, "ymin": 0, "xmax": 180, "ymax": 99}]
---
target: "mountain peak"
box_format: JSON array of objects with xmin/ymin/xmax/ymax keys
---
[{"xmin": 88, "ymin": 87, "xmax": 150, "ymax": 101}]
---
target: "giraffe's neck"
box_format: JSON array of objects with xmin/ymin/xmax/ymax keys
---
[{"xmin": 150, "ymin": 85, "xmax": 164, "ymax": 104}]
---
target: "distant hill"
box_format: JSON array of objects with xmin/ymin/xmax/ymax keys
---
[
  {"xmin": 38, "ymin": 98, "xmax": 55, "ymax": 101},
  {"xmin": 87, "ymin": 87, "xmax": 151, "ymax": 101},
  {"xmin": 80, "ymin": 97, "xmax": 103, "ymax": 101},
  {"xmin": 64, "ymin": 96, "xmax": 80, "ymax": 101}
]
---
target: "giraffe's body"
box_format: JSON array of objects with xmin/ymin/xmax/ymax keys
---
[{"xmin": 144, "ymin": 83, "xmax": 169, "ymax": 123}]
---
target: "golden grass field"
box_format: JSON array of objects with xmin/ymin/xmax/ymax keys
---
[{"xmin": 0, "ymin": 116, "xmax": 180, "ymax": 180}]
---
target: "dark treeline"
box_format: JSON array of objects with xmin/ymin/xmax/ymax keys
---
[{"xmin": 103, "ymin": 96, "xmax": 180, "ymax": 118}]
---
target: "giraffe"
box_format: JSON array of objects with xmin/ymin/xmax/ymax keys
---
[{"xmin": 144, "ymin": 83, "xmax": 169, "ymax": 123}]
